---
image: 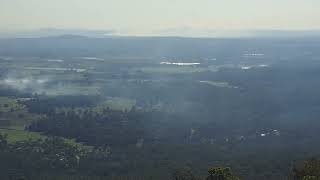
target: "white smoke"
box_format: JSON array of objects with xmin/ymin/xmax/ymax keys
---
[{"xmin": 0, "ymin": 76, "xmax": 50, "ymax": 92}]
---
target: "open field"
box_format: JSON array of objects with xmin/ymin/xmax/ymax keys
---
[
  {"xmin": 0, "ymin": 128, "xmax": 45, "ymax": 143},
  {"xmin": 0, "ymin": 97, "xmax": 26, "ymax": 112}
]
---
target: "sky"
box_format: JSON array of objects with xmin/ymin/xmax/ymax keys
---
[{"xmin": 1, "ymin": 0, "xmax": 320, "ymax": 36}]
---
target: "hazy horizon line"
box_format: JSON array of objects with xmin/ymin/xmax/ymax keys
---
[{"xmin": 1, "ymin": 28, "xmax": 320, "ymax": 39}]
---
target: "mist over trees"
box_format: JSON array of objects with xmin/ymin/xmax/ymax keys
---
[{"xmin": 1, "ymin": 36, "xmax": 320, "ymax": 179}]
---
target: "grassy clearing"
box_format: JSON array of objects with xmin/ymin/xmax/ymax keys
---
[
  {"xmin": 94, "ymin": 97, "xmax": 135, "ymax": 111},
  {"xmin": 0, "ymin": 96, "xmax": 40, "ymax": 129},
  {"xmin": 0, "ymin": 97, "xmax": 91, "ymax": 149},
  {"xmin": 0, "ymin": 97, "xmax": 26, "ymax": 113},
  {"xmin": 0, "ymin": 95, "xmax": 95, "ymax": 149},
  {"xmin": 0, "ymin": 128, "xmax": 92, "ymax": 149},
  {"xmin": 0, "ymin": 128, "xmax": 45, "ymax": 143}
]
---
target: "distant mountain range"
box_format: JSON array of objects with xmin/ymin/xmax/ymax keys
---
[
  {"xmin": 0, "ymin": 31, "xmax": 319, "ymax": 60},
  {"xmin": 0, "ymin": 28, "xmax": 115, "ymax": 38},
  {"xmin": 1, "ymin": 28, "xmax": 320, "ymax": 39}
]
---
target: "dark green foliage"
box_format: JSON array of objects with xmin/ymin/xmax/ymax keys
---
[
  {"xmin": 172, "ymin": 168, "xmax": 197, "ymax": 180},
  {"xmin": 0, "ymin": 133, "xmax": 8, "ymax": 150},
  {"xmin": 28, "ymin": 108, "xmax": 145, "ymax": 147},
  {"xmin": 290, "ymin": 158, "xmax": 320, "ymax": 180},
  {"xmin": 206, "ymin": 167, "xmax": 240, "ymax": 180},
  {"xmin": 0, "ymin": 134, "xmax": 80, "ymax": 178},
  {"xmin": 170, "ymin": 167, "xmax": 241, "ymax": 180},
  {"xmin": 23, "ymin": 95, "xmax": 101, "ymax": 114},
  {"xmin": 1, "ymin": 133, "xmax": 246, "ymax": 180}
]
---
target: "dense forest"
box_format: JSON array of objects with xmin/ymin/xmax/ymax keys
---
[{"xmin": 1, "ymin": 36, "xmax": 320, "ymax": 179}]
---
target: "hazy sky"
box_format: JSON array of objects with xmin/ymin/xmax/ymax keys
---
[{"xmin": 1, "ymin": 0, "xmax": 320, "ymax": 36}]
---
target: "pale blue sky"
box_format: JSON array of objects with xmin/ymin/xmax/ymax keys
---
[{"xmin": 1, "ymin": 0, "xmax": 319, "ymax": 36}]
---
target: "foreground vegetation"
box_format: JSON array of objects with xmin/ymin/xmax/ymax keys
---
[
  {"xmin": 0, "ymin": 91, "xmax": 319, "ymax": 180},
  {"xmin": 1, "ymin": 131, "xmax": 319, "ymax": 180}
]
